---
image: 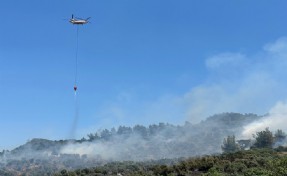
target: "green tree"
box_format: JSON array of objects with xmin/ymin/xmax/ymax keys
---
[
  {"xmin": 117, "ymin": 126, "xmax": 132, "ymax": 136},
  {"xmin": 133, "ymin": 125, "xmax": 148, "ymax": 138},
  {"xmin": 100, "ymin": 129, "xmax": 112, "ymax": 140},
  {"xmin": 87, "ymin": 133, "xmax": 100, "ymax": 141},
  {"xmin": 253, "ymin": 128, "xmax": 273, "ymax": 148},
  {"xmin": 221, "ymin": 135, "xmax": 241, "ymax": 153}
]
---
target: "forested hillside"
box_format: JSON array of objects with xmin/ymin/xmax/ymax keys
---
[{"xmin": 0, "ymin": 113, "xmax": 262, "ymax": 175}]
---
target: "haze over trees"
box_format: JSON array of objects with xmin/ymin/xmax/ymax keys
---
[
  {"xmin": 221, "ymin": 135, "xmax": 241, "ymax": 153},
  {"xmin": 1, "ymin": 112, "xmax": 287, "ymax": 175},
  {"xmin": 53, "ymin": 148, "xmax": 287, "ymax": 176}
]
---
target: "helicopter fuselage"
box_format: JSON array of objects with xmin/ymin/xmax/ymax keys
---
[{"xmin": 70, "ymin": 19, "xmax": 88, "ymax": 25}]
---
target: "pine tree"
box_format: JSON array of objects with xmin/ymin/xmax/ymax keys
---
[{"xmin": 253, "ymin": 128, "xmax": 273, "ymax": 148}]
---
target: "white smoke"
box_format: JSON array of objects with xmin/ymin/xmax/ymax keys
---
[
  {"xmin": 60, "ymin": 141, "xmax": 119, "ymax": 160},
  {"xmin": 89, "ymin": 37, "xmax": 287, "ymax": 126},
  {"xmin": 241, "ymin": 101, "xmax": 287, "ymax": 138},
  {"xmin": 60, "ymin": 134, "xmax": 171, "ymax": 161},
  {"xmin": 181, "ymin": 37, "xmax": 287, "ymax": 123}
]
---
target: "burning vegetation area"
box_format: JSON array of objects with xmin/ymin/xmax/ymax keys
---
[{"xmin": 1, "ymin": 112, "xmax": 287, "ymax": 175}]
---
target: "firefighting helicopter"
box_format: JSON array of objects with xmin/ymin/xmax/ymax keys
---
[
  {"xmin": 69, "ymin": 14, "xmax": 91, "ymax": 25},
  {"xmin": 69, "ymin": 14, "xmax": 91, "ymax": 92}
]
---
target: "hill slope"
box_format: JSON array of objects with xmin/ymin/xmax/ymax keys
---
[{"xmin": 0, "ymin": 112, "xmax": 261, "ymax": 175}]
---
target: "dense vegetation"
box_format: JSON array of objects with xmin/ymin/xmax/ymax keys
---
[
  {"xmin": 0, "ymin": 112, "xmax": 277, "ymax": 176},
  {"xmin": 53, "ymin": 148, "xmax": 287, "ymax": 176}
]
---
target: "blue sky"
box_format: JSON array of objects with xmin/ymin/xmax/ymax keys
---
[{"xmin": 0, "ymin": 0, "xmax": 287, "ymax": 149}]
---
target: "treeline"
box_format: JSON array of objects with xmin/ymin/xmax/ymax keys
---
[
  {"xmin": 83, "ymin": 112, "xmax": 260, "ymax": 142},
  {"xmin": 84, "ymin": 123, "xmax": 177, "ymax": 142}
]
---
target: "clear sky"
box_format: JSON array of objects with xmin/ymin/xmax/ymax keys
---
[{"xmin": 0, "ymin": 0, "xmax": 287, "ymax": 150}]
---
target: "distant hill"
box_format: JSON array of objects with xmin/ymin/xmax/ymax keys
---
[{"xmin": 0, "ymin": 112, "xmax": 262, "ymax": 175}]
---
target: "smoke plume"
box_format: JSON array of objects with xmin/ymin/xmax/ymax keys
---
[
  {"xmin": 241, "ymin": 101, "xmax": 287, "ymax": 138},
  {"xmin": 90, "ymin": 37, "xmax": 287, "ymax": 126}
]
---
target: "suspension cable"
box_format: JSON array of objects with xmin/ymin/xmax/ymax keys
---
[{"xmin": 75, "ymin": 25, "xmax": 79, "ymax": 87}]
